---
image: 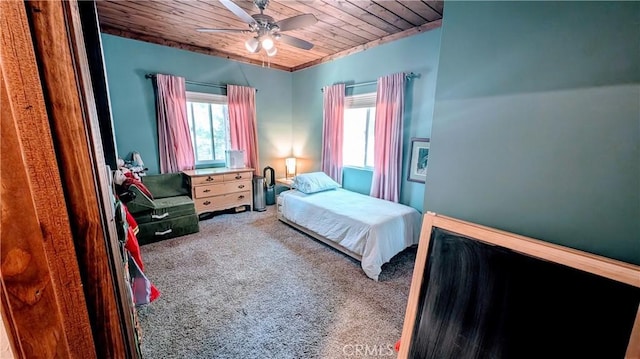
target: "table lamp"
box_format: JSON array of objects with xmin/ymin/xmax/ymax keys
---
[{"xmin": 285, "ymin": 157, "xmax": 297, "ymax": 179}]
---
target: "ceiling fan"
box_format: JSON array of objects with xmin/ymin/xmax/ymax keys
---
[{"xmin": 196, "ymin": 0, "xmax": 317, "ymax": 57}]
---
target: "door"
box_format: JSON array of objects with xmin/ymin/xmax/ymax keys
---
[{"xmin": 0, "ymin": 1, "xmax": 139, "ymax": 357}]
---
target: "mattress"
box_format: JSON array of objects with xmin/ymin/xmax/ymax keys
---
[{"xmin": 279, "ymin": 188, "xmax": 422, "ymax": 280}]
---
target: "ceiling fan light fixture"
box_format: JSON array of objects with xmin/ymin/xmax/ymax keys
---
[
  {"xmin": 261, "ymin": 35, "xmax": 274, "ymax": 51},
  {"xmin": 266, "ymin": 46, "xmax": 277, "ymax": 57},
  {"xmin": 198, "ymin": 0, "xmax": 317, "ymax": 58},
  {"xmin": 245, "ymin": 37, "xmax": 261, "ymax": 53}
]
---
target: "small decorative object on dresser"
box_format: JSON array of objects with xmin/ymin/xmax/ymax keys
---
[{"xmin": 183, "ymin": 167, "xmax": 254, "ymax": 215}]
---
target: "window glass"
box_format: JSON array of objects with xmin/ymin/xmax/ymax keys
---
[
  {"xmin": 343, "ymin": 108, "xmax": 368, "ymax": 167},
  {"xmin": 186, "ymin": 92, "xmax": 230, "ymax": 166},
  {"xmin": 343, "ymin": 93, "xmax": 376, "ymax": 168},
  {"xmin": 365, "ymin": 107, "xmax": 375, "ymax": 167}
]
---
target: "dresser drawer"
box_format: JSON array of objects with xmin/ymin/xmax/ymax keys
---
[
  {"xmin": 223, "ymin": 179, "xmax": 251, "ymax": 194},
  {"xmin": 190, "ymin": 174, "xmax": 223, "ymax": 185},
  {"xmin": 194, "ymin": 183, "xmax": 226, "ymax": 198},
  {"xmin": 223, "ymin": 171, "xmax": 252, "ymax": 182},
  {"xmin": 194, "ymin": 180, "xmax": 250, "ymax": 198},
  {"xmin": 194, "ymin": 197, "xmax": 220, "ymax": 213},
  {"xmin": 223, "ymin": 190, "xmax": 251, "ymax": 207},
  {"xmin": 194, "ymin": 191, "xmax": 251, "ymax": 213}
]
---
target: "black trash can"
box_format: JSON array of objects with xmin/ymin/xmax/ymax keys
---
[
  {"xmin": 253, "ymin": 176, "xmax": 266, "ymax": 212},
  {"xmin": 263, "ymin": 166, "xmax": 276, "ymax": 205}
]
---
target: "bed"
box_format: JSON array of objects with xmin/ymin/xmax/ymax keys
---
[{"xmin": 277, "ymin": 180, "xmax": 422, "ymax": 281}]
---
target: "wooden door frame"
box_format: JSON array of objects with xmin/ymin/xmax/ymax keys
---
[{"xmin": 1, "ymin": 0, "xmax": 138, "ymax": 357}]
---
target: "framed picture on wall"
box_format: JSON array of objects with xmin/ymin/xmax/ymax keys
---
[{"xmin": 408, "ymin": 138, "xmax": 430, "ymax": 183}]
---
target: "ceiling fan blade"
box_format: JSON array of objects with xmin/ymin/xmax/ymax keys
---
[
  {"xmin": 219, "ymin": 0, "xmax": 256, "ymax": 25},
  {"xmin": 196, "ymin": 28, "xmax": 251, "ymax": 33},
  {"xmin": 275, "ymin": 14, "xmax": 317, "ymax": 32},
  {"xmin": 277, "ymin": 34, "xmax": 314, "ymax": 50}
]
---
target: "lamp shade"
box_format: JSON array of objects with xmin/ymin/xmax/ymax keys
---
[
  {"xmin": 245, "ymin": 37, "xmax": 261, "ymax": 53},
  {"xmin": 266, "ymin": 46, "xmax": 278, "ymax": 57},
  {"xmin": 285, "ymin": 157, "xmax": 297, "ymax": 179}
]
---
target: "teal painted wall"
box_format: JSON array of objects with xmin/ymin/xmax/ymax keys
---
[
  {"xmin": 425, "ymin": 1, "xmax": 640, "ymax": 264},
  {"xmin": 101, "ymin": 34, "xmax": 293, "ymax": 175},
  {"xmin": 291, "ymin": 29, "xmax": 442, "ymax": 212}
]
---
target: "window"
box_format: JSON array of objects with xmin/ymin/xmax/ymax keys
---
[
  {"xmin": 343, "ymin": 93, "xmax": 376, "ymax": 168},
  {"xmin": 186, "ymin": 91, "xmax": 230, "ymax": 166}
]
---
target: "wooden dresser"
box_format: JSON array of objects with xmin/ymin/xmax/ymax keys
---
[{"xmin": 183, "ymin": 168, "xmax": 254, "ymax": 215}]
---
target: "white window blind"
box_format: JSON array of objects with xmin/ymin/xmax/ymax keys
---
[
  {"xmin": 345, "ymin": 92, "xmax": 377, "ymax": 109},
  {"xmin": 186, "ymin": 91, "xmax": 226, "ymax": 105}
]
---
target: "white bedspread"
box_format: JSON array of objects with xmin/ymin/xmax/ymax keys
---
[{"xmin": 279, "ymin": 188, "xmax": 422, "ymax": 280}]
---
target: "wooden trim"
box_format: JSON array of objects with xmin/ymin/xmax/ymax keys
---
[
  {"xmin": 0, "ymin": 1, "xmax": 96, "ymax": 357},
  {"xmin": 397, "ymin": 212, "xmax": 434, "ymax": 359},
  {"xmin": 628, "ymin": 305, "xmax": 640, "ymax": 359},
  {"xmin": 101, "ymin": 25, "xmax": 291, "ymax": 72},
  {"xmin": 292, "ymin": 20, "xmax": 442, "ymax": 71},
  {"xmin": 26, "ymin": 0, "xmax": 139, "ymax": 357},
  {"xmin": 66, "ymin": 2, "xmax": 142, "ymax": 357},
  {"xmin": 101, "ymin": 18, "xmax": 440, "ymax": 72},
  {"xmin": 429, "ymin": 213, "xmax": 640, "ymax": 287},
  {"xmin": 0, "ymin": 284, "xmax": 19, "ymax": 358},
  {"xmin": 78, "ymin": 0, "xmax": 118, "ymax": 169},
  {"xmin": 398, "ymin": 212, "xmax": 640, "ymax": 358}
]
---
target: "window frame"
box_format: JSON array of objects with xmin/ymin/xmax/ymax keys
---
[{"xmin": 185, "ymin": 91, "xmax": 229, "ymax": 167}]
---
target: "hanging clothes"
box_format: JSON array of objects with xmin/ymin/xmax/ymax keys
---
[
  {"xmin": 124, "ymin": 204, "xmax": 160, "ymax": 304},
  {"xmin": 115, "ymin": 198, "xmax": 161, "ymax": 305}
]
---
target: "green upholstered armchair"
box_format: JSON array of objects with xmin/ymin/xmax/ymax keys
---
[{"xmin": 126, "ymin": 172, "xmax": 199, "ymax": 244}]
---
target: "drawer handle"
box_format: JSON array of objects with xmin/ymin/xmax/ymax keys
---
[
  {"xmin": 206, "ymin": 176, "xmax": 214, "ymax": 182},
  {"xmin": 235, "ymin": 174, "xmax": 242, "ymax": 179},
  {"xmin": 203, "ymin": 189, "xmax": 211, "ymax": 193},
  {"xmin": 238, "ymin": 184, "xmax": 245, "ymax": 189},
  {"xmin": 238, "ymin": 195, "xmax": 245, "ymax": 199},
  {"xmin": 155, "ymin": 229, "xmax": 172, "ymax": 236},
  {"xmin": 151, "ymin": 213, "xmax": 169, "ymax": 219},
  {"xmin": 203, "ymin": 200, "xmax": 211, "ymax": 205}
]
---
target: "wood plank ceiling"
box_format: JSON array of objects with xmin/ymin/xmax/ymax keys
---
[{"xmin": 96, "ymin": 0, "xmax": 443, "ymax": 71}]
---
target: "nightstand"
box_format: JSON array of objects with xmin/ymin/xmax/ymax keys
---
[{"xmin": 276, "ymin": 177, "xmax": 294, "ymax": 189}]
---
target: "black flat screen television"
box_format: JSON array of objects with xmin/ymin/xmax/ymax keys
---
[{"xmin": 399, "ymin": 213, "xmax": 640, "ymax": 359}]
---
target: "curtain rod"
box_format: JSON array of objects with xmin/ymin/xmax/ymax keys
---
[
  {"xmin": 320, "ymin": 72, "xmax": 419, "ymax": 92},
  {"xmin": 145, "ymin": 74, "xmax": 257, "ymax": 92}
]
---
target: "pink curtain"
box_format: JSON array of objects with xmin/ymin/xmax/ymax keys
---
[
  {"xmin": 370, "ymin": 73, "xmax": 405, "ymax": 202},
  {"xmin": 321, "ymin": 84, "xmax": 345, "ymax": 184},
  {"xmin": 155, "ymin": 74, "xmax": 195, "ymax": 173},
  {"xmin": 228, "ymin": 85, "xmax": 260, "ymax": 176}
]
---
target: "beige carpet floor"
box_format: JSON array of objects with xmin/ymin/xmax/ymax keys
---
[{"xmin": 136, "ymin": 206, "xmax": 417, "ymax": 358}]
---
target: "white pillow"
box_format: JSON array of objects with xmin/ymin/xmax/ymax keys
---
[{"xmin": 293, "ymin": 172, "xmax": 340, "ymax": 194}]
